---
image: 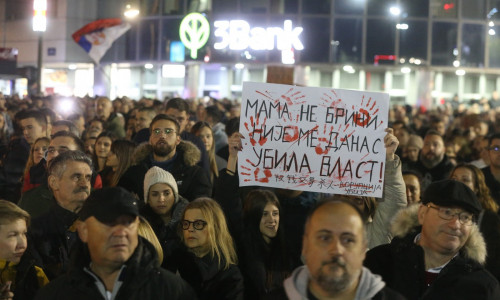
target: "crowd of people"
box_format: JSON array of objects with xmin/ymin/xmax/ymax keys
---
[{"xmin": 0, "ymin": 91, "xmax": 499, "ymax": 299}]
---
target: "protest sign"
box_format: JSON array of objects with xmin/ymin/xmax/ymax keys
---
[{"xmin": 238, "ymin": 82, "xmax": 389, "ymax": 197}]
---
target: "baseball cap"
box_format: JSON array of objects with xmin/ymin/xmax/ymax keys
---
[{"xmin": 79, "ymin": 187, "xmax": 139, "ymax": 224}]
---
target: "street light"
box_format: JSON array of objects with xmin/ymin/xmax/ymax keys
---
[{"xmin": 33, "ymin": 0, "xmax": 47, "ymax": 95}]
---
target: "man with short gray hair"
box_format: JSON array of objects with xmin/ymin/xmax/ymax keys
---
[{"xmin": 28, "ymin": 150, "xmax": 93, "ymax": 279}]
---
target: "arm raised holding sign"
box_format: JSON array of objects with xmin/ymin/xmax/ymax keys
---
[{"xmin": 367, "ymin": 127, "xmax": 407, "ymax": 249}]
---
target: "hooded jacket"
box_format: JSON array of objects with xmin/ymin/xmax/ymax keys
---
[
  {"xmin": 268, "ymin": 265, "xmax": 404, "ymax": 300},
  {"xmin": 364, "ymin": 205, "xmax": 500, "ymax": 300},
  {"xmin": 34, "ymin": 238, "xmax": 196, "ymax": 300},
  {"xmin": 118, "ymin": 140, "xmax": 212, "ymax": 202}
]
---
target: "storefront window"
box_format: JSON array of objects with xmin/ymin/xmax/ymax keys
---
[
  {"xmin": 461, "ymin": 23, "xmax": 485, "ymax": 67},
  {"xmin": 160, "ymin": 18, "xmax": 183, "ymax": 61},
  {"xmin": 333, "ymin": 18, "xmax": 362, "ymax": 63},
  {"xmin": 399, "ymin": 21, "xmax": 428, "ymax": 64},
  {"xmin": 488, "ymin": 25, "xmax": 500, "ymax": 67},
  {"xmin": 300, "ymin": 17, "xmax": 331, "ymax": 63},
  {"xmin": 302, "ymin": 0, "xmax": 330, "ymax": 15},
  {"xmin": 400, "ymin": 0, "xmax": 429, "ymax": 17},
  {"xmin": 334, "ymin": 0, "xmax": 364, "ymax": 15},
  {"xmin": 139, "ymin": 19, "xmax": 160, "ymax": 60},
  {"xmin": 431, "ymin": 22, "xmax": 457, "ymax": 66},
  {"xmin": 366, "ymin": 19, "xmax": 396, "ymax": 64},
  {"xmin": 430, "ymin": 0, "xmax": 457, "ymax": 18},
  {"xmin": 367, "ymin": 0, "xmax": 397, "ymax": 16},
  {"xmin": 462, "ymin": 0, "xmax": 485, "ymax": 19}
]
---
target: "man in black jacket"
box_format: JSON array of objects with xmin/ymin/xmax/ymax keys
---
[
  {"xmin": 119, "ymin": 114, "xmax": 211, "ymax": 202},
  {"xmin": 35, "ymin": 187, "xmax": 196, "ymax": 299},
  {"xmin": 364, "ymin": 179, "xmax": 500, "ymax": 300}
]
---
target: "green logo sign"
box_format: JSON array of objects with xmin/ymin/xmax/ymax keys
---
[{"xmin": 179, "ymin": 13, "xmax": 210, "ymax": 59}]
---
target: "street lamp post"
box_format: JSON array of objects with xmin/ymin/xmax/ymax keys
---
[{"xmin": 33, "ymin": 0, "xmax": 47, "ymax": 96}]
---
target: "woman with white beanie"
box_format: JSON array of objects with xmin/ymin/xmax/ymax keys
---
[{"xmin": 140, "ymin": 166, "xmax": 189, "ymax": 271}]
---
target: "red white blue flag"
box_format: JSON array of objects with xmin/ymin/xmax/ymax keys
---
[{"xmin": 72, "ymin": 19, "xmax": 131, "ymax": 64}]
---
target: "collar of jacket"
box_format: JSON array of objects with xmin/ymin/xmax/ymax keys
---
[
  {"xmin": 133, "ymin": 140, "xmax": 201, "ymax": 167},
  {"xmin": 390, "ymin": 204, "xmax": 487, "ymax": 264}
]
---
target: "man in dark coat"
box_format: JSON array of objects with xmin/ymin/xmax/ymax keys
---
[
  {"xmin": 35, "ymin": 187, "xmax": 196, "ymax": 299},
  {"xmin": 119, "ymin": 114, "xmax": 211, "ymax": 202},
  {"xmin": 481, "ymin": 133, "xmax": 500, "ymax": 205},
  {"xmin": 364, "ymin": 180, "xmax": 500, "ymax": 300},
  {"xmin": 28, "ymin": 150, "xmax": 92, "ymax": 279},
  {"xmin": 404, "ymin": 130, "xmax": 454, "ymax": 192},
  {"xmin": 268, "ymin": 199, "xmax": 405, "ymax": 300}
]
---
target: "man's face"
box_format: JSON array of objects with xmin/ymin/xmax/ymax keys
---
[
  {"xmin": 84, "ymin": 138, "xmax": 96, "ymax": 156},
  {"xmin": 73, "ymin": 116, "xmax": 86, "ymax": 135},
  {"xmin": 431, "ymin": 121, "xmax": 446, "ymax": 136},
  {"xmin": 165, "ymin": 108, "xmax": 188, "ymax": 133},
  {"xmin": 149, "ymin": 119, "xmax": 180, "ymax": 158},
  {"xmin": 48, "ymin": 161, "xmax": 92, "ymax": 213},
  {"xmin": 394, "ymin": 127, "xmax": 409, "ymax": 147},
  {"xmin": 96, "ymin": 98, "xmax": 112, "ymax": 121},
  {"xmin": 302, "ymin": 202, "xmax": 366, "ymax": 297},
  {"xmin": 45, "ymin": 136, "xmax": 79, "ymax": 163},
  {"xmin": 487, "ymin": 138, "xmax": 500, "ymax": 169},
  {"xmin": 20, "ymin": 117, "xmax": 46, "ymax": 145},
  {"xmin": 418, "ymin": 204, "xmax": 472, "ymax": 257},
  {"xmin": 403, "ymin": 174, "xmax": 421, "ymax": 205},
  {"xmin": 78, "ymin": 215, "xmax": 139, "ymax": 270},
  {"xmin": 404, "ymin": 146, "xmax": 420, "ymax": 162},
  {"xmin": 420, "ymin": 134, "xmax": 445, "ymax": 167},
  {"xmin": 88, "ymin": 121, "xmax": 103, "ymax": 138},
  {"xmin": 135, "ymin": 111, "xmax": 153, "ymax": 132}
]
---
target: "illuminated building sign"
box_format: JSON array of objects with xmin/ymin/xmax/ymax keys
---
[
  {"xmin": 214, "ymin": 20, "xmax": 304, "ymax": 51},
  {"xmin": 179, "ymin": 13, "xmax": 210, "ymax": 59}
]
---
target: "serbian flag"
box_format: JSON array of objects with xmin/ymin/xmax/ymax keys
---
[{"xmin": 72, "ymin": 19, "xmax": 131, "ymax": 64}]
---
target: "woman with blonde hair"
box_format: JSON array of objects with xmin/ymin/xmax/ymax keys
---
[
  {"xmin": 0, "ymin": 200, "xmax": 48, "ymax": 299},
  {"xmin": 450, "ymin": 163, "xmax": 500, "ymax": 281},
  {"xmin": 191, "ymin": 122, "xmax": 227, "ymax": 185},
  {"xmin": 174, "ymin": 197, "xmax": 243, "ymax": 300},
  {"xmin": 138, "ymin": 216, "xmax": 164, "ymax": 265}
]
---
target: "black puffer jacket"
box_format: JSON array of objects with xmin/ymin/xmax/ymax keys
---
[
  {"xmin": 28, "ymin": 203, "xmax": 79, "ymax": 280},
  {"xmin": 34, "ymin": 238, "xmax": 196, "ymax": 300},
  {"xmin": 173, "ymin": 246, "xmax": 244, "ymax": 300},
  {"xmin": 119, "ymin": 141, "xmax": 212, "ymax": 202},
  {"xmin": 365, "ymin": 205, "xmax": 500, "ymax": 300}
]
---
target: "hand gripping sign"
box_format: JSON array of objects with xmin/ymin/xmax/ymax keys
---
[{"xmin": 238, "ymin": 82, "xmax": 389, "ymax": 198}]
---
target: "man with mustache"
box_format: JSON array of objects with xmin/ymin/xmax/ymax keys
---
[
  {"xmin": 119, "ymin": 114, "xmax": 211, "ymax": 202},
  {"xmin": 364, "ymin": 180, "xmax": 500, "ymax": 299},
  {"xmin": 405, "ymin": 130, "xmax": 454, "ymax": 192},
  {"xmin": 28, "ymin": 150, "xmax": 93, "ymax": 279},
  {"xmin": 268, "ymin": 199, "xmax": 405, "ymax": 299}
]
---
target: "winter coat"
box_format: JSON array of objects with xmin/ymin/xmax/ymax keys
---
[
  {"xmin": 0, "ymin": 256, "xmax": 49, "ymax": 300},
  {"xmin": 139, "ymin": 197, "xmax": 188, "ymax": 271},
  {"xmin": 478, "ymin": 209, "xmax": 500, "ymax": 281},
  {"xmin": 367, "ymin": 155, "xmax": 407, "ymax": 249},
  {"xmin": 173, "ymin": 246, "xmax": 244, "ymax": 300},
  {"xmin": 118, "ymin": 140, "xmax": 212, "ymax": 202},
  {"xmin": 18, "ymin": 183, "xmax": 54, "ymax": 219},
  {"xmin": 404, "ymin": 155, "xmax": 455, "ymax": 192},
  {"xmin": 364, "ymin": 205, "xmax": 500, "ymax": 300},
  {"xmin": 28, "ymin": 203, "xmax": 79, "ymax": 280},
  {"xmin": 34, "ymin": 238, "xmax": 196, "ymax": 300},
  {"xmin": 265, "ymin": 266, "xmax": 405, "ymax": 300},
  {"xmin": 104, "ymin": 112, "xmax": 125, "ymax": 138}
]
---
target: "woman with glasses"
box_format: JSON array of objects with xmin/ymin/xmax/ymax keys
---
[
  {"xmin": 0, "ymin": 200, "xmax": 48, "ymax": 299},
  {"xmin": 173, "ymin": 198, "xmax": 244, "ymax": 300},
  {"xmin": 140, "ymin": 166, "xmax": 188, "ymax": 271},
  {"xmin": 449, "ymin": 163, "xmax": 500, "ymax": 281}
]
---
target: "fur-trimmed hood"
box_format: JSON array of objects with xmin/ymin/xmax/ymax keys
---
[
  {"xmin": 390, "ymin": 204, "xmax": 487, "ymax": 264},
  {"xmin": 133, "ymin": 140, "xmax": 201, "ymax": 167}
]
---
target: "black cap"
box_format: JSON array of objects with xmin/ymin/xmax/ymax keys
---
[
  {"xmin": 79, "ymin": 187, "xmax": 139, "ymax": 223},
  {"xmin": 422, "ymin": 179, "xmax": 482, "ymax": 216}
]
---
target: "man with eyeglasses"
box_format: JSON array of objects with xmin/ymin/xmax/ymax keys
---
[
  {"xmin": 364, "ymin": 179, "xmax": 500, "ymax": 300},
  {"xmin": 119, "ymin": 114, "xmax": 211, "ymax": 202},
  {"xmin": 481, "ymin": 133, "xmax": 500, "ymax": 206}
]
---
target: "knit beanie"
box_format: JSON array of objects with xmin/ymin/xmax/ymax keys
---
[{"xmin": 143, "ymin": 166, "xmax": 179, "ymax": 204}]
